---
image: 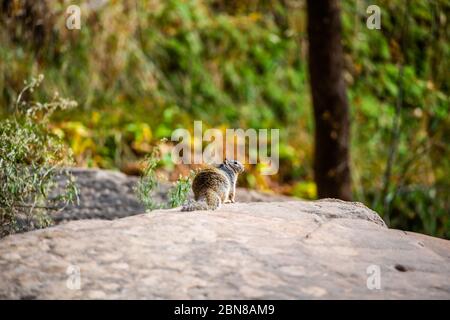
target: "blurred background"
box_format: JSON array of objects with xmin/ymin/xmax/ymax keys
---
[{"xmin": 0, "ymin": 0, "xmax": 448, "ymax": 238}]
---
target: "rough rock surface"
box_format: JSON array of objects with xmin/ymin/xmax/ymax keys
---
[
  {"xmin": 52, "ymin": 169, "xmax": 144, "ymax": 222},
  {"xmin": 1, "ymin": 200, "xmax": 449, "ymax": 299},
  {"xmin": 52, "ymin": 169, "xmax": 290, "ymax": 222}
]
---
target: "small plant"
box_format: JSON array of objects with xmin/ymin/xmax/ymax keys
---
[
  {"xmin": 167, "ymin": 171, "xmax": 194, "ymax": 208},
  {"xmin": 0, "ymin": 75, "xmax": 79, "ymax": 237},
  {"xmin": 135, "ymin": 147, "xmax": 165, "ymax": 211},
  {"xmin": 135, "ymin": 143, "xmax": 194, "ymax": 210}
]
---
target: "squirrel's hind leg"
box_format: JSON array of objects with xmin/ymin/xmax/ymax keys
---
[{"xmin": 205, "ymin": 190, "xmax": 222, "ymax": 210}]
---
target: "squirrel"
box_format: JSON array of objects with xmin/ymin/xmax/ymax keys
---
[{"xmin": 181, "ymin": 159, "xmax": 244, "ymax": 211}]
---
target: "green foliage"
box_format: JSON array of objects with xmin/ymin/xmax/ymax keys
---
[
  {"xmin": 291, "ymin": 181, "xmax": 317, "ymax": 200},
  {"xmin": 342, "ymin": 0, "xmax": 450, "ymax": 238},
  {"xmin": 135, "ymin": 148, "xmax": 163, "ymax": 211},
  {"xmin": 135, "ymin": 146, "xmax": 193, "ymax": 210},
  {"xmin": 168, "ymin": 172, "xmax": 194, "ymax": 208},
  {"xmin": 0, "ymin": 75, "xmax": 79, "ymax": 237}
]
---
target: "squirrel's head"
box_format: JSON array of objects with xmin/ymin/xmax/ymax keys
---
[{"xmin": 223, "ymin": 158, "xmax": 244, "ymax": 174}]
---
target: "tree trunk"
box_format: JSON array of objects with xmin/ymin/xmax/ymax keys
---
[{"xmin": 306, "ymin": 0, "xmax": 352, "ymax": 200}]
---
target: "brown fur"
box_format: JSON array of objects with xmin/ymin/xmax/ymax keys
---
[{"xmin": 181, "ymin": 159, "xmax": 244, "ymax": 211}]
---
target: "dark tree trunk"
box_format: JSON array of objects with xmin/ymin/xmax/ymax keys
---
[{"xmin": 306, "ymin": 0, "xmax": 352, "ymax": 200}]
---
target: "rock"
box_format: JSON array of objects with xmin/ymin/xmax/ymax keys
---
[
  {"xmin": 51, "ymin": 169, "xmax": 144, "ymax": 222},
  {"xmin": 51, "ymin": 168, "xmax": 291, "ymax": 223},
  {"xmin": 0, "ymin": 200, "xmax": 449, "ymax": 299}
]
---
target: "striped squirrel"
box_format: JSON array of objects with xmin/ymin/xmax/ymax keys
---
[{"xmin": 181, "ymin": 159, "xmax": 244, "ymax": 211}]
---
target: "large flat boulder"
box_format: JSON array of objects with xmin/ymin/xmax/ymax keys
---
[{"xmin": 0, "ymin": 200, "xmax": 449, "ymax": 299}]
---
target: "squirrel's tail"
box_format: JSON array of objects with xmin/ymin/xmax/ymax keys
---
[
  {"xmin": 181, "ymin": 192, "xmax": 221, "ymax": 211},
  {"xmin": 181, "ymin": 199, "xmax": 210, "ymax": 211}
]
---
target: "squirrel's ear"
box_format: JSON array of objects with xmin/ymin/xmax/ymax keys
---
[{"xmin": 224, "ymin": 158, "xmax": 229, "ymax": 164}]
